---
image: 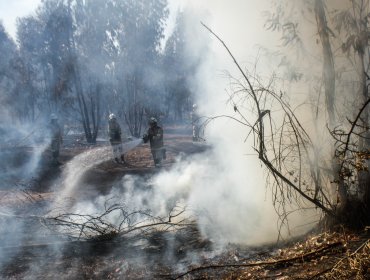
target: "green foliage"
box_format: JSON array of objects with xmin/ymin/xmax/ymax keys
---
[
  {"xmin": 332, "ymin": 4, "xmax": 370, "ymax": 55},
  {"xmin": 1, "ymin": 0, "xmax": 199, "ymax": 138}
]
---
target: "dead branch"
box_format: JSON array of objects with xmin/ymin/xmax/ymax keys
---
[
  {"xmin": 338, "ymin": 97, "xmax": 370, "ymax": 170},
  {"xmin": 202, "ymin": 23, "xmax": 335, "ymax": 219},
  {"xmin": 1, "ymin": 201, "xmax": 191, "ymax": 242},
  {"xmin": 322, "ymin": 238, "xmax": 370, "ymax": 279},
  {"xmin": 173, "ymin": 241, "xmax": 343, "ymax": 279},
  {"xmin": 42, "ymin": 203, "xmax": 191, "ymax": 241}
]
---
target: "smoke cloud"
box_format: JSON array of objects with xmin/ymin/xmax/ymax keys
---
[
  {"xmin": 165, "ymin": 0, "xmax": 315, "ymax": 244},
  {"xmin": 48, "ymin": 0, "xmax": 320, "ymax": 248},
  {"xmin": 0, "ymin": 0, "xmax": 340, "ymax": 276},
  {"xmin": 47, "ymin": 0, "xmax": 320, "ymax": 247}
]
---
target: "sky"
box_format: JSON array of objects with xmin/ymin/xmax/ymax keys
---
[
  {"xmin": 0, "ymin": 0, "xmax": 273, "ymax": 47},
  {"xmin": 0, "ymin": 0, "xmax": 42, "ymax": 39},
  {"xmin": 0, "ymin": 0, "xmax": 181, "ymax": 41}
]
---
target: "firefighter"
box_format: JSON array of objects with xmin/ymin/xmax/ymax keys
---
[
  {"xmin": 108, "ymin": 113, "xmax": 125, "ymax": 164},
  {"xmin": 191, "ymin": 103, "xmax": 200, "ymax": 141},
  {"xmin": 143, "ymin": 117, "xmax": 165, "ymax": 167},
  {"xmin": 48, "ymin": 114, "xmax": 63, "ymax": 165}
]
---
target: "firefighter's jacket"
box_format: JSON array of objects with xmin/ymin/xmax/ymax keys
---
[
  {"xmin": 143, "ymin": 125, "xmax": 163, "ymax": 150},
  {"xmin": 108, "ymin": 120, "xmax": 122, "ymax": 145},
  {"xmin": 48, "ymin": 121, "xmax": 62, "ymax": 152}
]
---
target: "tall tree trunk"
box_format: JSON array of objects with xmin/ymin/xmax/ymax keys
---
[
  {"xmin": 354, "ymin": 0, "xmax": 370, "ymax": 224},
  {"xmin": 357, "ymin": 50, "xmax": 370, "ymax": 215},
  {"xmin": 72, "ymin": 63, "xmax": 93, "ymax": 143},
  {"xmin": 314, "ymin": 0, "xmax": 336, "ymax": 128},
  {"xmin": 91, "ymin": 83, "xmax": 101, "ymax": 142},
  {"xmin": 314, "ymin": 0, "xmax": 346, "ymax": 212},
  {"xmin": 124, "ymin": 74, "xmax": 143, "ymax": 138}
]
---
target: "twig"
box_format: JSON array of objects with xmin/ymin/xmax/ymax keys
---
[
  {"xmin": 173, "ymin": 241, "xmax": 343, "ymax": 279},
  {"xmin": 201, "ymin": 22, "xmax": 336, "ymax": 220},
  {"xmin": 340, "ymin": 97, "xmax": 370, "ymax": 170},
  {"xmin": 323, "ymin": 238, "xmax": 370, "ymax": 277}
]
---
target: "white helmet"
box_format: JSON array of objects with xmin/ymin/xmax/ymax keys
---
[
  {"xmin": 50, "ymin": 113, "xmax": 58, "ymax": 120},
  {"xmin": 109, "ymin": 113, "xmax": 116, "ymax": 120},
  {"xmin": 193, "ymin": 103, "xmax": 197, "ymax": 109},
  {"xmin": 149, "ymin": 117, "xmax": 157, "ymax": 125}
]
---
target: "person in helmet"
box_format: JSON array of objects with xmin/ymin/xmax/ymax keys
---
[
  {"xmin": 142, "ymin": 117, "xmax": 165, "ymax": 167},
  {"xmin": 48, "ymin": 114, "xmax": 63, "ymax": 165},
  {"xmin": 108, "ymin": 113, "xmax": 125, "ymax": 164},
  {"xmin": 191, "ymin": 103, "xmax": 200, "ymax": 141}
]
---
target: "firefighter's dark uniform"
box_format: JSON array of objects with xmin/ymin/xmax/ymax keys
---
[
  {"xmin": 143, "ymin": 122, "xmax": 165, "ymax": 166},
  {"xmin": 108, "ymin": 118, "xmax": 124, "ymax": 163},
  {"xmin": 191, "ymin": 104, "xmax": 201, "ymax": 141},
  {"xmin": 48, "ymin": 119, "xmax": 62, "ymax": 164}
]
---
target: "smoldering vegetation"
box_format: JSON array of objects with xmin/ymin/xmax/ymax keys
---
[
  {"xmin": 0, "ymin": 144, "xmax": 262, "ymax": 279},
  {"xmin": 0, "ymin": 0, "xmax": 370, "ymax": 279}
]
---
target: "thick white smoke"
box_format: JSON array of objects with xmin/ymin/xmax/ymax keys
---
[
  {"xmin": 57, "ymin": 0, "xmax": 319, "ymax": 246},
  {"xmin": 53, "ymin": 0, "xmax": 318, "ymax": 247},
  {"xmin": 164, "ymin": 0, "xmax": 290, "ymax": 244},
  {"xmin": 43, "ymin": 0, "xmax": 322, "ymax": 249},
  {"xmin": 161, "ymin": 0, "xmax": 321, "ymax": 244}
]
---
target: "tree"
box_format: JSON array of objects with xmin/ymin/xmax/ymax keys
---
[
  {"xmin": 331, "ymin": 0, "xmax": 370, "ymax": 224},
  {"xmin": 9, "ymin": 0, "xmax": 190, "ymax": 143},
  {"xmin": 163, "ymin": 12, "xmax": 194, "ymax": 122},
  {"xmin": 244, "ymin": 0, "xmax": 370, "ymax": 227},
  {"xmin": 41, "ymin": 1, "xmax": 74, "ymax": 113},
  {"xmin": 204, "ymin": 21, "xmax": 370, "ymax": 232},
  {"xmin": 314, "ymin": 0, "xmax": 336, "ymax": 128},
  {"xmin": 25, "ymin": 0, "xmax": 105, "ymax": 143},
  {"xmin": 17, "ymin": 15, "xmax": 58, "ymax": 121},
  {"xmin": 0, "ymin": 22, "xmax": 21, "ymax": 120},
  {"xmin": 114, "ymin": 0, "xmax": 169, "ymax": 137}
]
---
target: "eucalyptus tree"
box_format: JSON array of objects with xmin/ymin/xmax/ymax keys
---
[
  {"xmin": 72, "ymin": 0, "xmax": 170, "ymax": 138},
  {"xmin": 0, "ymin": 23, "xmax": 24, "ymax": 120},
  {"xmin": 163, "ymin": 11, "xmax": 194, "ymax": 122},
  {"xmin": 17, "ymin": 16, "xmax": 50, "ymax": 121},
  {"xmin": 113, "ymin": 0, "xmax": 169, "ymax": 137},
  {"xmin": 262, "ymin": 0, "xmax": 370, "ymax": 226},
  {"xmin": 36, "ymin": 0, "xmax": 75, "ymax": 114},
  {"xmin": 331, "ymin": 0, "xmax": 370, "ymax": 223},
  {"xmin": 23, "ymin": 0, "xmax": 111, "ymax": 143}
]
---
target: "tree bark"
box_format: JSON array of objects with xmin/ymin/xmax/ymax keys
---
[
  {"xmin": 314, "ymin": 0, "xmax": 348, "ymax": 212},
  {"xmin": 314, "ymin": 0, "xmax": 336, "ymax": 128}
]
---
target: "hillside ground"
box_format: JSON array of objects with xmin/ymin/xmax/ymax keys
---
[{"xmin": 0, "ymin": 125, "xmax": 369, "ymax": 279}]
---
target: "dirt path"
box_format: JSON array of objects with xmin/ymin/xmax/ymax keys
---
[
  {"xmin": 20, "ymin": 127, "xmax": 208, "ymax": 196},
  {"xmin": 0, "ymin": 129, "xmax": 214, "ymax": 279},
  {"xmin": 2, "ymin": 127, "xmax": 368, "ymax": 279}
]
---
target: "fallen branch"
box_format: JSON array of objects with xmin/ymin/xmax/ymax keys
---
[
  {"xmin": 1, "ymin": 202, "xmax": 191, "ymax": 242},
  {"xmin": 322, "ymin": 238, "xmax": 370, "ymax": 279},
  {"xmin": 173, "ymin": 241, "xmax": 343, "ymax": 279},
  {"xmin": 42, "ymin": 203, "xmax": 191, "ymax": 241}
]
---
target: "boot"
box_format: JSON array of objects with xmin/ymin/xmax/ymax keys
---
[
  {"xmin": 154, "ymin": 158, "xmax": 161, "ymax": 167},
  {"xmin": 121, "ymin": 154, "xmax": 126, "ymax": 163},
  {"xmin": 114, "ymin": 158, "xmax": 120, "ymax": 163}
]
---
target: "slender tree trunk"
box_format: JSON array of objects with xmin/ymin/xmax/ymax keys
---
[
  {"xmin": 125, "ymin": 73, "xmax": 143, "ymax": 137},
  {"xmin": 357, "ymin": 52, "xmax": 370, "ymax": 211},
  {"xmin": 91, "ymin": 83, "xmax": 101, "ymax": 142},
  {"xmin": 314, "ymin": 0, "xmax": 347, "ymax": 213},
  {"xmin": 314, "ymin": 0, "xmax": 336, "ymax": 128},
  {"xmin": 355, "ymin": 0, "xmax": 370, "ymax": 222},
  {"xmin": 72, "ymin": 62, "xmax": 93, "ymax": 143}
]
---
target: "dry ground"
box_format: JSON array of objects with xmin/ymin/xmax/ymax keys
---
[{"xmin": 0, "ymin": 125, "xmax": 369, "ymax": 279}]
